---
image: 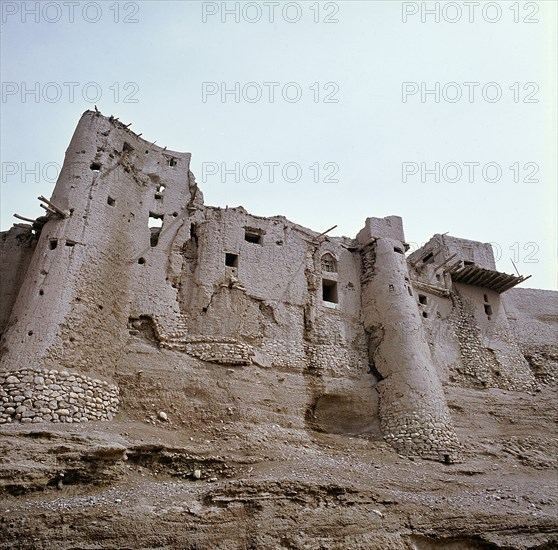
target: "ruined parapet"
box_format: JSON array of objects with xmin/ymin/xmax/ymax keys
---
[{"xmin": 358, "ymin": 217, "xmax": 460, "ymax": 461}]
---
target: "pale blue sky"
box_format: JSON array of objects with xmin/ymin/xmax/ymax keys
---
[{"xmin": 1, "ymin": 1, "xmax": 556, "ymax": 288}]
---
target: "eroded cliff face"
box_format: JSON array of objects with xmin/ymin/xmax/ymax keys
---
[{"xmin": 0, "ymin": 111, "xmax": 556, "ymax": 549}]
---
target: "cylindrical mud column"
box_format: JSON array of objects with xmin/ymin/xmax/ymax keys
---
[{"xmin": 360, "ymin": 236, "xmax": 460, "ymax": 461}]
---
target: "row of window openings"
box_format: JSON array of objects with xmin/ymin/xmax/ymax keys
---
[
  {"xmin": 107, "ymin": 184, "xmax": 166, "ymax": 209},
  {"xmin": 225, "ymin": 252, "xmax": 339, "ymax": 304},
  {"xmin": 49, "ymin": 239, "xmax": 75, "ymax": 249},
  {"xmin": 416, "ymin": 290, "xmax": 492, "ymax": 319},
  {"xmin": 90, "ymin": 153, "xmax": 177, "ymax": 174}
]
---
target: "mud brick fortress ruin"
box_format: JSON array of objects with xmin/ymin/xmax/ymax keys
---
[{"xmin": 1, "ymin": 110, "xmax": 556, "ymax": 463}]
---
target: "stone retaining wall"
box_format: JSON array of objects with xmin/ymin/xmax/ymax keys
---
[
  {"xmin": 0, "ymin": 368, "xmax": 119, "ymax": 424},
  {"xmin": 380, "ymin": 403, "xmax": 461, "ymax": 461}
]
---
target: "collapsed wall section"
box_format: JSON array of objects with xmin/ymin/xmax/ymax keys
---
[{"xmin": 0, "ymin": 226, "xmax": 37, "ymax": 339}]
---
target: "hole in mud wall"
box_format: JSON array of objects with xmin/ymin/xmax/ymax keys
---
[
  {"xmin": 138, "ymin": 257, "xmax": 146, "ymax": 265},
  {"xmin": 128, "ymin": 316, "xmax": 157, "ymax": 343},
  {"xmin": 393, "ymin": 246, "xmax": 404, "ymax": 254},
  {"xmin": 149, "ymin": 213, "xmax": 163, "ymax": 247},
  {"xmin": 312, "ymin": 394, "xmax": 380, "ymax": 436},
  {"xmin": 464, "ymin": 260, "xmax": 474, "ymax": 266},
  {"xmin": 90, "ymin": 163, "xmax": 101, "ymax": 172},
  {"xmin": 436, "ymin": 273, "xmax": 441, "ymax": 281},
  {"xmin": 484, "ymin": 304, "xmax": 493, "ymax": 317},
  {"xmin": 422, "ymin": 311, "xmax": 429, "ymax": 318},
  {"xmin": 225, "ymin": 253, "xmax": 239, "ymax": 268},
  {"xmin": 422, "ymin": 252, "xmax": 434, "ymax": 263},
  {"xmin": 322, "ymin": 279, "xmax": 338, "ymax": 304},
  {"xmin": 244, "ymin": 228, "xmax": 263, "ymax": 245},
  {"xmin": 419, "ymin": 294, "xmax": 428, "ymax": 305},
  {"xmin": 484, "ymin": 294, "xmax": 489, "ymax": 302},
  {"xmin": 39, "ymin": 289, "xmax": 44, "ymax": 296},
  {"xmin": 107, "ymin": 196, "xmax": 116, "ymax": 206},
  {"xmin": 407, "ymin": 286, "xmax": 413, "ymax": 297},
  {"xmin": 65, "ymin": 240, "xmax": 76, "ymax": 247},
  {"xmin": 49, "ymin": 239, "xmax": 58, "ymax": 250},
  {"xmin": 166, "ymin": 157, "xmax": 178, "ymax": 167}
]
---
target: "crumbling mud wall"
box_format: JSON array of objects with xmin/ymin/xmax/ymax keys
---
[
  {"xmin": 0, "ymin": 110, "xmax": 555, "ymax": 463},
  {"xmin": 502, "ymin": 288, "xmax": 558, "ymax": 386},
  {"xmin": 0, "ymin": 226, "xmax": 36, "ymax": 338}
]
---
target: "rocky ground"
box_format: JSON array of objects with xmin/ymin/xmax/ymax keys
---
[{"xmin": 0, "ymin": 376, "xmax": 556, "ymax": 549}]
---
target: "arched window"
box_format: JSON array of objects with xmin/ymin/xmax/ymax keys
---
[{"xmin": 321, "ymin": 253, "xmax": 338, "ymax": 273}]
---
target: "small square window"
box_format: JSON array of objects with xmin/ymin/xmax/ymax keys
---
[
  {"xmin": 225, "ymin": 253, "xmax": 238, "ymax": 268},
  {"xmin": 322, "ymin": 279, "xmax": 338, "ymax": 304},
  {"xmin": 484, "ymin": 304, "xmax": 493, "ymax": 316},
  {"xmin": 418, "ymin": 294, "xmax": 427, "ymax": 305},
  {"xmin": 107, "ymin": 196, "xmax": 116, "ymax": 206}
]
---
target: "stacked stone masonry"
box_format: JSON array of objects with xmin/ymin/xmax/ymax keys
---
[
  {"xmin": 150, "ymin": 315, "xmax": 254, "ymax": 366},
  {"xmin": 0, "ymin": 368, "xmax": 119, "ymax": 424}
]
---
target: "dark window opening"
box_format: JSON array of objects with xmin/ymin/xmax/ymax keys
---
[
  {"xmin": 39, "ymin": 289, "xmax": 44, "ymax": 296},
  {"xmin": 28, "ymin": 330, "xmax": 33, "ymax": 336},
  {"xmin": 422, "ymin": 252, "xmax": 434, "ymax": 263},
  {"xmin": 394, "ymin": 246, "xmax": 404, "ymax": 254},
  {"xmin": 166, "ymin": 157, "xmax": 178, "ymax": 167},
  {"xmin": 225, "ymin": 253, "xmax": 239, "ymax": 268},
  {"xmin": 244, "ymin": 229, "xmax": 263, "ymax": 244},
  {"xmin": 90, "ymin": 162, "xmax": 101, "ymax": 172},
  {"xmin": 65, "ymin": 240, "xmax": 76, "ymax": 247},
  {"xmin": 138, "ymin": 257, "xmax": 146, "ymax": 265},
  {"xmin": 484, "ymin": 304, "xmax": 493, "ymax": 316},
  {"xmin": 407, "ymin": 286, "xmax": 413, "ymax": 297},
  {"xmin": 149, "ymin": 213, "xmax": 164, "ymax": 247},
  {"xmin": 419, "ymin": 294, "xmax": 427, "ymax": 305},
  {"xmin": 49, "ymin": 239, "xmax": 58, "ymax": 250},
  {"xmin": 464, "ymin": 260, "xmax": 474, "ymax": 266},
  {"xmin": 107, "ymin": 196, "xmax": 116, "ymax": 206},
  {"xmin": 422, "ymin": 311, "xmax": 429, "ymax": 318},
  {"xmin": 436, "ymin": 273, "xmax": 441, "ymax": 281},
  {"xmin": 322, "ymin": 279, "xmax": 338, "ymax": 304},
  {"xmin": 484, "ymin": 294, "xmax": 489, "ymax": 302},
  {"xmin": 389, "ymin": 284, "xmax": 395, "ymax": 293}
]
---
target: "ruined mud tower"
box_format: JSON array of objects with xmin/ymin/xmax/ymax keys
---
[{"xmin": 0, "ymin": 110, "xmax": 540, "ymax": 462}]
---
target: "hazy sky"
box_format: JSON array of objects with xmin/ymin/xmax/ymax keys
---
[{"xmin": 1, "ymin": 1, "xmax": 556, "ymax": 289}]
